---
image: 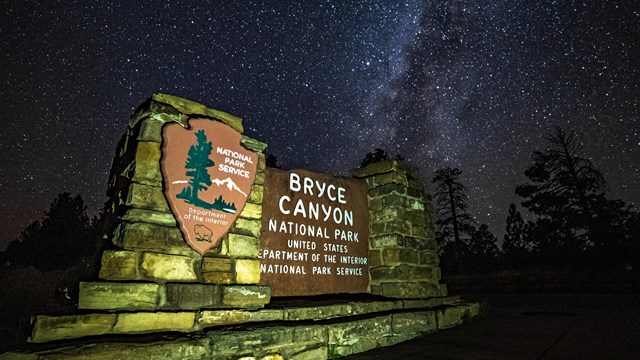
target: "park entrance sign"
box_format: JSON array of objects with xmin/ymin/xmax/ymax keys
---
[
  {"xmin": 23, "ymin": 95, "xmax": 478, "ymax": 359},
  {"xmin": 260, "ymin": 168, "xmax": 370, "ymax": 296},
  {"xmin": 161, "ymin": 118, "xmax": 258, "ymax": 254}
]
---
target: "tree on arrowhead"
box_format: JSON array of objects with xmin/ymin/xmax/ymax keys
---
[{"xmin": 178, "ymin": 130, "xmax": 215, "ymax": 205}]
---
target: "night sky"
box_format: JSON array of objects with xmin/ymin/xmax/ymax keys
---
[{"xmin": 1, "ymin": 1, "xmax": 638, "ymax": 251}]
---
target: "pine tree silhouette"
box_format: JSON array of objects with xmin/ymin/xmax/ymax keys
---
[{"xmin": 177, "ymin": 130, "xmax": 214, "ymax": 206}]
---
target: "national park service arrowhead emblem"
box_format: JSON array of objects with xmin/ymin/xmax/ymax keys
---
[{"xmin": 161, "ymin": 118, "xmax": 257, "ymax": 254}]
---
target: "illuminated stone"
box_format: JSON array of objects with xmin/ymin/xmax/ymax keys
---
[
  {"xmin": 30, "ymin": 314, "xmax": 114, "ymax": 343},
  {"xmin": 391, "ymin": 311, "xmax": 437, "ymax": 334},
  {"xmin": 131, "ymin": 141, "xmax": 162, "ymax": 185},
  {"xmin": 78, "ymin": 282, "xmax": 159, "ymax": 311},
  {"xmin": 202, "ymin": 257, "xmax": 232, "ymax": 272},
  {"xmin": 151, "ymin": 93, "xmax": 244, "ymax": 133},
  {"xmin": 248, "ymin": 184, "xmax": 264, "ymax": 204},
  {"xmin": 140, "ymin": 252, "xmax": 198, "ymax": 282},
  {"xmin": 203, "ymin": 271, "xmax": 233, "ymax": 284},
  {"xmin": 113, "ymin": 312, "xmax": 196, "ymax": 333},
  {"xmin": 289, "ymin": 347, "xmax": 327, "ymax": 360},
  {"xmin": 380, "ymin": 281, "xmax": 441, "ymax": 298},
  {"xmin": 164, "ymin": 284, "xmax": 222, "ymax": 310},
  {"xmin": 99, "ymin": 250, "xmax": 139, "ymax": 280},
  {"xmin": 239, "ymin": 202, "xmax": 262, "ymax": 220},
  {"xmin": 122, "ymin": 208, "xmax": 177, "ymax": 227},
  {"xmin": 222, "ymin": 286, "xmax": 270, "ymax": 308},
  {"xmin": 119, "ymin": 222, "xmax": 195, "ymax": 256},
  {"xmin": 381, "ymin": 248, "xmax": 420, "ymax": 265},
  {"xmin": 198, "ymin": 309, "xmax": 284, "ymax": 327},
  {"xmin": 235, "ymin": 258, "xmax": 261, "ymax": 284},
  {"xmin": 231, "ymin": 217, "xmax": 262, "ymax": 237},
  {"xmin": 227, "ymin": 233, "xmax": 260, "ymax": 257}
]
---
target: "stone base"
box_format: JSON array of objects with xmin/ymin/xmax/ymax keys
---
[{"xmin": 6, "ymin": 300, "xmax": 479, "ymax": 359}]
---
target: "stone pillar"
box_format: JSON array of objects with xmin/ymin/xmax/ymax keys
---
[
  {"xmin": 354, "ymin": 160, "xmax": 445, "ymax": 298},
  {"xmin": 84, "ymin": 94, "xmax": 270, "ymax": 311}
]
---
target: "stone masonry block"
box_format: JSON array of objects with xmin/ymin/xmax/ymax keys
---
[
  {"xmin": 140, "ymin": 252, "xmax": 198, "ymax": 283},
  {"xmin": 381, "ymin": 282, "xmax": 441, "ymax": 299},
  {"xmin": 202, "ymin": 257, "xmax": 232, "ymax": 272},
  {"xmin": 198, "ymin": 309, "xmax": 284, "ymax": 328},
  {"xmin": 373, "ymin": 171, "xmax": 409, "ymax": 187},
  {"xmin": 122, "ymin": 208, "xmax": 177, "ymax": 227},
  {"xmin": 381, "ymin": 248, "xmax": 420, "ymax": 266},
  {"xmin": 368, "ymin": 249, "xmax": 382, "ymax": 268},
  {"xmin": 248, "ymin": 184, "xmax": 264, "ymax": 204},
  {"xmin": 235, "ymin": 258, "xmax": 261, "ymax": 284},
  {"xmin": 113, "ymin": 312, "xmax": 196, "ymax": 334},
  {"xmin": 231, "ymin": 217, "xmax": 261, "ymax": 237},
  {"xmin": 125, "ymin": 182, "xmax": 170, "ymax": 212},
  {"xmin": 202, "ymin": 271, "xmax": 233, "ymax": 284},
  {"xmin": 370, "ymin": 234, "xmax": 400, "ymax": 248},
  {"xmin": 370, "ymin": 265, "xmax": 439, "ymax": 282},
  {"xmin": 131, "ymin": 141, "xmax": 162, "ymax": 185},
  {"xmin": 164, "ymin": 284, "xmax": 223, "ymax": 310},
  {"xmin": 119, "ymin": 222, "xmax": 195, "ymax": 256},
  {"xmin": 222, "ymin": 286, "xmax": 270, "ymax": 308},
  {"xmin": 99, "ymin": 250, "xmax": 139, "ymax": 280},
  {"xmin": 239, "ymin": 202, "xmax": 262, "ymax": 220},
  {"xmin": 254, "ymin": 171, "xmax": 265, "ymax": 185},
  {"xmin": 30, "ymin": 314, "xmax": 115, "ymax": 343},
  {"xmin": 257, "ymin": 152, "xmax": 266, "ymax": 172},
  {"xmin": 227, "ymin": 233, "xmax": 260, "ymax": 257},
  {"xmin": 78, "ymin": 282, "xmax": 160, "ymax": 311},
  {"xmin": 391, "ymin": 311, "xmax": 437, "ymax": 335}
]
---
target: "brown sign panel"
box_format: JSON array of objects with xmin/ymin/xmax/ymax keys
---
[
  {"xmin": 161, "ymin": 118, "xmax": 257, "ymax": 254},
  {"xmin": 260, "ymin": 168, "xmax": 369, "ymax": 296}
]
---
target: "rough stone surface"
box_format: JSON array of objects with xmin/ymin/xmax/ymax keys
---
[
  {"xmin": 151, "ymin": 93, "xmax": 244, "ymax": 133},
  {"xmin": 118, "ymin": 222, "xmax": 195, "ymax": 257},
  {"xmin": 381, "ymin": 281, "xmax": 441, "ymax": 299},
  {"xmin": 381, "ymin": 247, "xmax": 420, "ymax": 265},
  {"xmin": 198, "ymin": 309, "xmax": 284, "ymax": 327},
  {"xmin": 202, "ymin": 271, "xmax": 233, "ymax": 284},
  {"xmin": 164, "ymin": 284, "xmax": 222, "ymax": 310},
  {"xmin": 227, "ymin": 233, "xmax": 260, "ymax": 258},
  {"xmin": 202, "ymin": 257, "xmax": 232, "ymax": 272},
  {"xmin": 241, "ymin": 136, "xmax": 268, "ymax": 152},
  {"xmin": 222, "ymin": 286, "xmax": 270, "ymax": 308},
  {"xmin": 99, "ymin": 250, "xmax": 139, "ymax": 280},
  {"xmin": 113, "ymin": 312, "xmax": 196, "ymax": 333},
  {"xmin": 122, "ymin": 208, "xmax": 177, "ymax": 227},
  {"xmin": 248, "ymin": 184, "xmax": 264, "ymax": 204},
  {"xmin": 436, "ymin": 303, "xmax": 480, "ymax": 329},
  {"xmin": 392, "ymin": 311, "xmax": 437, "ymax": 334},
  {"xmin": 235, "ymin": 258, "xmax": 261, "ymax": 284},
  {"xmin": 131, "ymin": 141, "xmax": 162, "ymax": 185},
  {"xmin": 125, "ymin": 182, "xmax": 170, "ymax": 212},
  {"xmin": 78, "ymin": 282, "xmax": 160, "ymax": 311},
  {"xmin": 290, "ymin": 347, "xmax": 327, "ymax": 360},
  {"xmin": 231, "ymin": 218, "xmax": 262, "ymax": 237},
  {"xmin": 239, "ymin": 202, "xmax": 262, "ymax": 220},
  {"xmin": 30, "ymin": 314, "xmax": 114, "ymax": 343},
  {"xmin": 140, "ymin": 252, "xmax": 198, "ymax": 283},
  {"xmin": 288, "ymin": 304, "xmax": 354, "ymax": 321}
]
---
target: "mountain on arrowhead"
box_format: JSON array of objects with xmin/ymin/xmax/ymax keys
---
[{"xmin": 211, "ymin": 177, "xmax": 247, "ymax": 197}]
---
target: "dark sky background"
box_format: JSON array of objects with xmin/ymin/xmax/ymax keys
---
[{"xmin": 1, "ymin": 1, "xmax": 638, "ymax": 251}]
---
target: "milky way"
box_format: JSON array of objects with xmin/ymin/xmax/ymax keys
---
[{"xmin": 1, "ymin": 0, "xmax": 638, "ymax": 249}]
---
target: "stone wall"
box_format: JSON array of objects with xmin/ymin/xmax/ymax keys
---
[
  {"xmin": 354, "ymin": 160, "xmax": 445, "ymax": 299},
  {"xmin": 17, "ymin": 300, "xmax": 479, "ymax": 359}
]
